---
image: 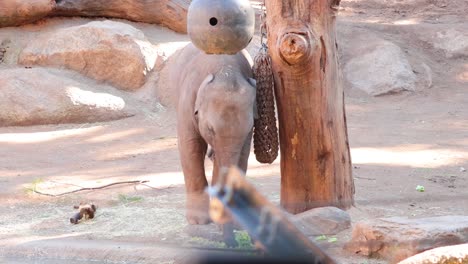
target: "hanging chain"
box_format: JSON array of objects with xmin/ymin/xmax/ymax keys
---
[{"xmin": 259, "ymin": 0, "xmax": 268, "ymax": 51}]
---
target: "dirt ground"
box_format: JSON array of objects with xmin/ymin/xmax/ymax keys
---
[{"xmin": 1, "ymin": 1, "xmax": 467, "ymax": 263}]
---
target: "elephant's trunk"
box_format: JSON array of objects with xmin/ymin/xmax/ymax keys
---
[
  {"xmin": 212, "ymin": 149, "xmax": 242, "ymax": 185},
  {"xmin": 216, "ymin": 151, "xmax": 241, "ymax": 169}
]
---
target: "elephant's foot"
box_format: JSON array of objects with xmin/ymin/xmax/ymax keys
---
[{"xmin": 186, "ymin": 193, "xmax": 212, "ymax": 225}]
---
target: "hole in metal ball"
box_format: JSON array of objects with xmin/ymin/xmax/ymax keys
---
[{"xmin": 209, "ymin": 17, "xmax": 218, "ymax": 26}]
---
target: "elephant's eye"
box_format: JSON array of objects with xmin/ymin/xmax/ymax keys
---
[{"xmin": 194, "ymin": 110, "xmax": 199, "ymax": 116}]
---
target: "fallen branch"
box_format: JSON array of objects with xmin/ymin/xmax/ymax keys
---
[
  {"xmin": 354, "ymin": 176, "xmax": 377, "ymax": 181},
  {"xmin": 0, "ymin": 0, "xmax": 55, "ymax": 27},
  {"xmin": 52, "ymin": 0, "xmax": 190, "ymax": 33},
  {"xmin": 1, "ymin": 0, "xmax": 189, "ymax": 33},
  {"xmin": 32, "ymin": 180, "xmax": 150, "ymax": 197},
  {"xmin": 139, "ymin": 183, "xmax": 178, "ymax": 191}
]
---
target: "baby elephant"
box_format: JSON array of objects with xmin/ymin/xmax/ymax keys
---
[{"xmin": 172, "ymin": 43, "xmax": 256, "ymax": 225}]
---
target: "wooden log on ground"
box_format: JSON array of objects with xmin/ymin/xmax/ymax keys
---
[
  {"xmin": 265, "ymin": 0, "xmax": 354, "ymax": 213},
  {"xmin": 52, "ymin": 0, "xmax": 190, "ymax": 33},
  {"xmin": 0, "ymin": 0, "xmax": 55, "ymax": 27}
]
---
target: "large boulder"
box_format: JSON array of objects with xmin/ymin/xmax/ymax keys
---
[
  {"xmin": 338, "ymin": 26, "xmax": 434, "ymax": 97},
  {"xmin": 0, "ymin": 0, "xmax": 55, "ymax": 27},
  {"xmin": 0, "ymin": 67, "xmax": 134, "ymax": 126},
  {"xmin": 408, "ymin": 24, "xmax": 468, "ymax": 59},
  {"xmin": 18, "ymin": 20, "xmax": 158, "ymax": 91},
  {"xmin": 345, "ymin": 216, "xmax": 468, "ymax": 263},
  {"xmin": 431, "ymin": 27, "xmax": 468, "ymax": 59},
  {"xmin": 340, "ymin": 30, "xmax": 417, "ymax": 96}
]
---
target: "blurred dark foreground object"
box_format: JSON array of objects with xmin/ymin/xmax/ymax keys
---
[
  {"xmin": 194, "ymin": 254, "xmax": 324, "ymax": 264},
  {"xmin": 208, "ymin": 167, "xmax": 336, "ymax": 264},
  {"xmin": 70, "ymin": 203, "xmax": 96, "ymax": 224}
]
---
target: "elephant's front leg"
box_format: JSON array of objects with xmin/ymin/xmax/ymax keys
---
[{"xmin": 178, "ymin": 129, "xmax": 211, "ymax": 225}]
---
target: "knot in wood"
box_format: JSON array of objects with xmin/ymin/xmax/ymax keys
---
[{"xmin": 278, "ymin": 32, "xmax": 311, "ymax": 65}]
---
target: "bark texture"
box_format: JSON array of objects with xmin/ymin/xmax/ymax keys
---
[
  {"xmin": 265, "ymin": 0, "xmax": 354, "ymax": 213},
  {"xmin": 0, "ymin": 0, "xmax": 55, "ymax": 27},
  {"xmin": 0, "ymin": 0, "xmax": 189, "ymax": 33},
  {"xmin": 52, "ymin": 0, "xmax": 190, "ymax": 33}
]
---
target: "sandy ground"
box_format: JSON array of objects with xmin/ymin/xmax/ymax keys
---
[{"xmin": 1, "ymin": 1, "xmax": 467, "ymax": 263}]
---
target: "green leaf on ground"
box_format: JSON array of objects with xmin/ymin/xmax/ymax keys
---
[
  {"xmin": 188, "ymin": 237, "xmax": 226, "ymax": 248},
  {"xmin": 234, "ymin": 230, "xmax": 254, "ymax": 249},
  {"xmin": 118, "ymin": 194, "xmax": 143, "ymax": 203},
  {"xmin": 315, "ymin": 235, "xmax": 327, "ymax": 241},
  {"xmin": 24, "ymin": 178, "xmax": 44, "ymax": 193}
]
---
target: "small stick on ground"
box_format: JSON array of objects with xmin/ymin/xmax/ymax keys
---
[{"xmin": 32, "ymin": 180, "xmax": 150, "ymax": 197}]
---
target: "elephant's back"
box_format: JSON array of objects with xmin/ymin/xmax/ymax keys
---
[
  {"xmin": 176, "ymin": 44, "xmax": 251, "ymax": 90},
  {"xmin": 194, "ymin": 47, "xmax": 253, "ymax": 79}
]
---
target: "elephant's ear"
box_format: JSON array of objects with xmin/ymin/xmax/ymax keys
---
[
  {"xmin": 248, "ymin": 78, "xmax": 256, "ymax": 87},
  {"xmin": 195, "ymin": 74, "xmax": 215, "ymax": 111},
  {"xmin": 202, "ymin": 74, "xmax": 215, "ymax": 87},
  {"xmin": 248, "ymin": 78, "xmax": 259, "ymax": 119}
]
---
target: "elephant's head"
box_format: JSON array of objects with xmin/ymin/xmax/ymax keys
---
[{"xmin": 194, "ymin": 72, "xmax": 257, "ymax": 168}]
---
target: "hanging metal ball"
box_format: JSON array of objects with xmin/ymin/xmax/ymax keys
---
[{"xmin": 187, "ymin": 0, "xmax": 255, "ymax": 55}]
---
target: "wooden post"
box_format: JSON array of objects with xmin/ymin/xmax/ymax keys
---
[{"xmin": 265, "ymin": 0, "xmax": 354, "ymax": 213}]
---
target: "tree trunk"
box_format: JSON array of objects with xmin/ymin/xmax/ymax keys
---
[
  {"xmin": 0, "ymin": 0, "xmax": 189, "ymax": 33},
  {"xmin": 265, "ymin": 0, "xmax": 354, "ymax": 214},
  {"xmin": 52, "ymin": 0, "xmax": 190, "ymax": 33},
  {"xmin": 0, "ymin": 0, "xmax": 55, "ymax": 27}
]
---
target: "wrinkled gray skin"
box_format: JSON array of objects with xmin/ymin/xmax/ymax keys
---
[{"xmin": 173, "ymin": 44, "xmax": 256, "ymax": 226}]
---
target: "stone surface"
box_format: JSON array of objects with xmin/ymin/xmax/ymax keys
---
[
  {"xmin": 398, "ymin": 243, "xmax": 468, "ymax": 264},
  {"xmin": 342, "ymin": 38, "xmax": 417, "ymax": 96},
  {"xmin": 0, "ymin": 0, "xmax": 55, "ymax": 27},
  {"xmin": 432, "ymin": 27, "xmax": 468, "ymax": 59},
  {"xmin": 0, "ymin": 67, "xmax": 133, "ymax": 126},
  {"xmin": 407, "ymin": 24, "xmax": 468, "ymax": 59},
  {"xmin": 291, "ymin": 207, "xmax": 351, "ymax": 236},
  {"xmin": 345, "ymin": 216, "xmax": 468, "ymax": 263},
  {"xmin": 18, "ymin": 20, "xmax": 158, "ymax": 91}
]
